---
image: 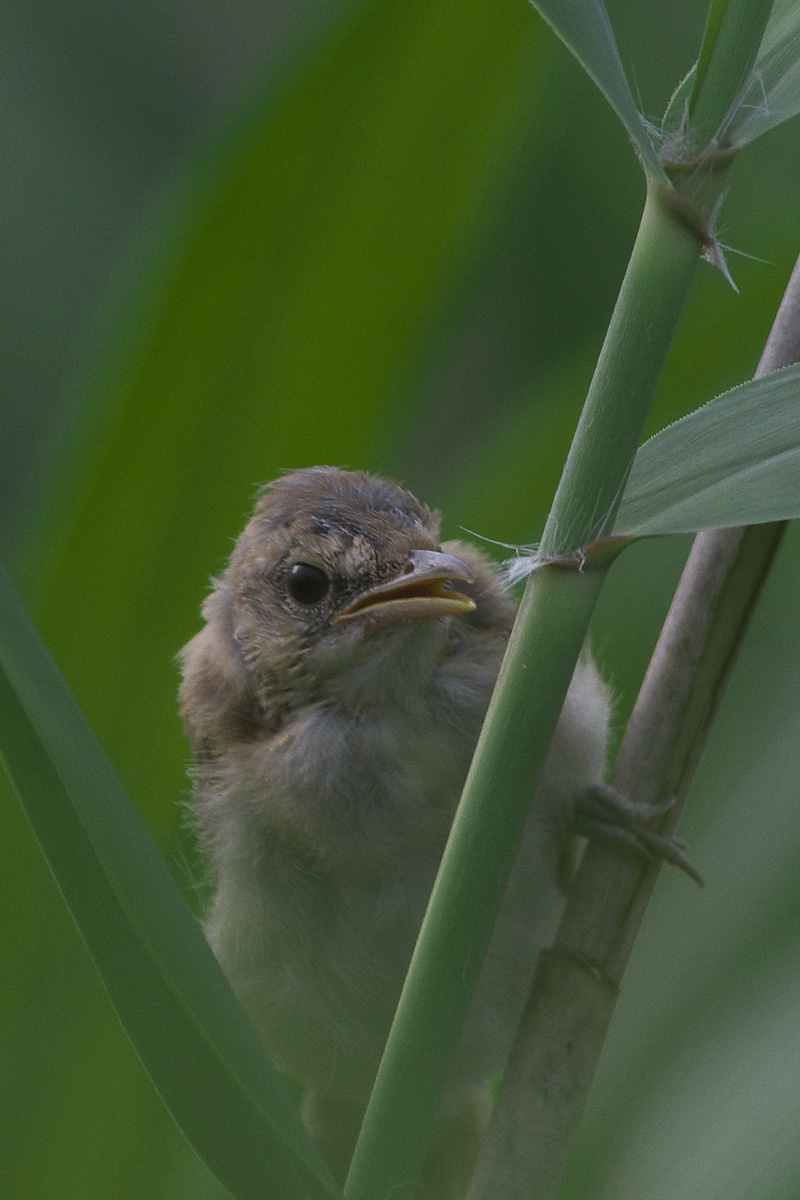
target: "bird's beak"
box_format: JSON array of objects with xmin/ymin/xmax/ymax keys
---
[{"xmin": 333, "ymin": 549, "xmax": 477, "ymax": 627}]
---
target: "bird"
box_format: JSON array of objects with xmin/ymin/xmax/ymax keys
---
[{"xmin": 178, "ymin": 466, "xmax": 613, "ymax": 1198}]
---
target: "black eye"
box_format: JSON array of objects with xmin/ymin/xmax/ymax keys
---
[{"xmin": 287, "ymin": 562, "xmax": 330, "ymax": 605}]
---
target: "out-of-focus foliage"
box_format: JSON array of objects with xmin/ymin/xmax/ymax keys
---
[{"xmin": 2, "ymin": 0, "xmax": 800, "ymax": 1197}]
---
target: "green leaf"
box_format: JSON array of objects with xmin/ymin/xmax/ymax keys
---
[
  {"xmin": 685, "ymin": 0, "xmax": 774, "ymax": 151},
  {"xmin": 613, "ymin": 362, "xmax": 800, "ymax": 536},
  {"xmin": 661, "ymin": 65, "xmax": 696, "ymax": 143},
  {"xmin": 728, "ymin": 0, "xmax": 800, "ymax": 143},
  {"xmin": 0, "ymin": 564, "xmax": 341, "ymax": 1200},
  {"xmin": 526, "ymin": 0, "xmax": 668, "ymax": 182},
  {"xmin": 666, "ymin": 0, "xmax": 800, "ymax": 151}
]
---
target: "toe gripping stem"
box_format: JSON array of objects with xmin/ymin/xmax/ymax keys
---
[{"xmin": 574, "ymin": 784, "xmax": 703, "ymax": 887}]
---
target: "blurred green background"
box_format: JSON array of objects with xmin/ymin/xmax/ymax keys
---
[{"xmin": 2, "ymin": 0, "xmax": 800, "ymax": 1197}]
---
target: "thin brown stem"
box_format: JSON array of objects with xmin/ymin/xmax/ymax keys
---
[{"xmin": 467, "ymin": 247, "xmax": 800, "ymax": 1200}]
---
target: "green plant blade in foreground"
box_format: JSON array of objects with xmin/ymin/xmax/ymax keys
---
[
  {"xmin": 614, "ymin": 362, "xmax": 800, "ymax": 536},
  {"xmin": 0, "ymin": 565, "xmax": 341, "ymax": 1200},
  {"xmin": 526, "ymin": 0, "xmax": 668, "ymax": 182}
]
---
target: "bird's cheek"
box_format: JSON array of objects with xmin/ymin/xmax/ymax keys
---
[{"xmin": 311, "ymin": 623, "xmax": 368, "ymax": 672}]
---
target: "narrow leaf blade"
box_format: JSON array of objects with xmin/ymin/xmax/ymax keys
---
[
  {"xmin": 527, "ymin": 0, "xmax": 667, "ymax": 181},
  {"xmin": 0, "ymin": 564, "xmax": 340, "ymax": 1200},
  {"xmin": 614, "ymin": 363, "xmax": 800, "ymax": 536},
  {"xmin": 728, "ymin": 0, "xmax": 800, "ymax": 144}
]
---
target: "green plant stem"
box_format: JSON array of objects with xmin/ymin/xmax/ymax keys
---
[
  {"xmin": 541, "ymin": 184, "xmax": 701, "ymax": 557},
  {"xmin": 467, "ymin": 247, "xmax": 800, "ymax": 1200},
  {"xmin": 689, "ymin": 0, "xmax": 774, "ymax": 149},
  {"xmin": 345, "ymin": 564, "xmax": 605, "ymax": 1200},
  {"xmin": 345, "ymin": 183, "xmax": 703, "ymax": 1200}
]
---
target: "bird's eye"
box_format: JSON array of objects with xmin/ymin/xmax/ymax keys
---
[{"xmin": 287, "ymin": 562, "xmax": 330, "ymax": 605}]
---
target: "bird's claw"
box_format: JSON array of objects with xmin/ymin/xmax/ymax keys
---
[{"xmin": 574, "ymin": 783, "xmax": 703, "ymax": 886}]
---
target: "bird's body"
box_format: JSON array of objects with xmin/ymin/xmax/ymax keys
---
[{"xmin": 179, "ymin": 467, "xmax": 611, "ymax": 1194}]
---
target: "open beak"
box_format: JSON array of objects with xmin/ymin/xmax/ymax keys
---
[{"xmin": 333, "ymin": 549, "xmax": 476, "ymax": 627}]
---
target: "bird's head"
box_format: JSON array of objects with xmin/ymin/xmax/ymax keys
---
[{"xmin": 183, "ymin": 468, "xmax": 507, "ymax": 734}]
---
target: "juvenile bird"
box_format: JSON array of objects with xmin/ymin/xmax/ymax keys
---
[{"xmin": 179, "ymin": 467, "xmax": 612, "ymax": 1198}]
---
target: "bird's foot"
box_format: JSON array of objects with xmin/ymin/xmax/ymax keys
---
[{"xmin": 574, "ymin": 783, "xmax": 703, "ymax": 886}]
